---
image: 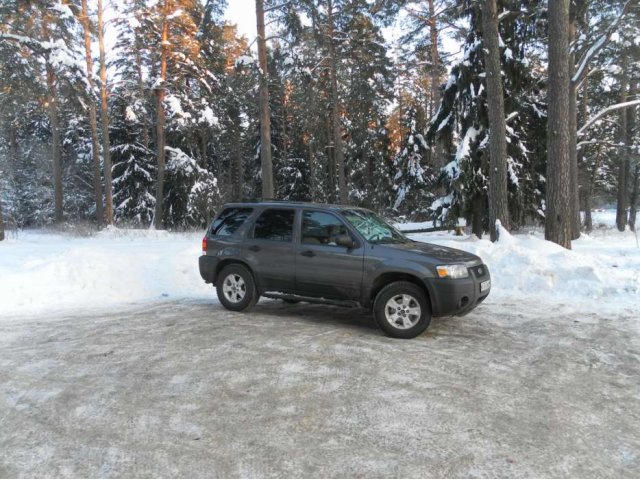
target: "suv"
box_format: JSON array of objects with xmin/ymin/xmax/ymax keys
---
[{"xmin": 199, "ymin": 202, "xmax": 491, "ymax": 339}]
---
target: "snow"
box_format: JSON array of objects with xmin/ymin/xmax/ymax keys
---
[
  {"xmin": 408, "ymin": 222, "xmax": 639, "ymax": 316},
  {"xmin": 236, "ymin": 55, "xmax": 255, "ymax": 67},
  {"xmin": 200, "ymin": 105, "xmax": 219, "ymax": 127},
  {"xmin": 0, "ymin": 214, "xmax": 638, "ymax": 319},
  {"xmin": 125, "ymin": 105, "xmax": 138, "ymax": 123},
  {"xmin": 0, "ymin": 228, "xmax": 212, "ymax": 318},
  {"xmin": 395, "ymin": 220, "xmax": 437, "ymax": 231}
]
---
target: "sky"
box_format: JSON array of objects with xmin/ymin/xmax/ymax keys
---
[
  {"xmin": 223, "ymin": 1, "xmax": 461, "ymax": 61},
  {"xmin": 225, "ymin": 0, "xmax": 258, "ymax": 43}
]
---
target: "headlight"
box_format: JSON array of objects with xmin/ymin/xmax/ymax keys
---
[{"xmin": 436, "ymin": 264, "xmax": 469, "ymax": 279}]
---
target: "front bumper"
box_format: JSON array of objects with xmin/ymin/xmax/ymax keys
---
[{"xmin": 425, "ymin": 264, "xmax": 491, "ymax": 317}]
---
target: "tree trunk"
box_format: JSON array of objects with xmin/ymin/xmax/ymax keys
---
[
  {"xmin": 583, "ymin": 146, "xmax": 602, "ymax": 233},
  {"xmin": 0, "ymin": 196, "xmax": 4, "ymax": 241},
  {"xmin": 578, "ymin": 66, "xmax": 589, "ymax": 228},
  {"xmin": 134, "ymin": 28, "xmax": 150, "ymax": 150},
  {"xmin": 568, "ymin": 34, "xmax": 580, "ymax": 239},
  {"xmin": 615, "ymin": 56, "xmax": 629, "ymax": 232},
  {"xmin": 231, "ymin": 109, "xmax": 243, "ymax": 202},
  {"xmin": 325, "ymin": 113, "xmax": 335, "ymax": 198},
  {"xmin": 80, "ymin": 0, "xmax": 104, "ymax": 227},
  {"xmin": 428, "ymin": 0, "xmax": 440, "ymax": 116},
  {"xmin": 154, "ymin": 0, "xmax": 170, "ymax": 229},
  {"xmin": 482, "ymin": 0, "xmax": 510, "ymax": 242},
  {"xmin": 42, "ymin": 14, "xmax": 63, "ymax": 224},
  {"xmin": 428, "ymin": 0, "xmax": 446, "ymax": 172},
  {"xmin": 255, "ymin": 0, "xmax": 274, "ymax": 200},
  {"xmin": 97, "ymin": 0, "xmax": 113, "ymax": 225},
  {"xmin": 471, "ymin": 193, "xmax": 484, "ymax": 239},
  {"xmin": 627, "ymin": 81, "xmax": 638, "ymax": 230},
  {"xmin": 629, "ymin": 165, "xmax": 639, "ymax": 231},
  {"xmin": 9, "ymin": 124, "xmax": 17, "ymax": 172},
  {"xmin": 327, "ymin": 0, "xmax": 347, "ymax": 204},
  {"xmin": 308, "ymin": 141, "xmax": 316, "ymax": 202},
  {"xmin": 545, "ymin": 0, "xmax": 572, "ymax": 249}
]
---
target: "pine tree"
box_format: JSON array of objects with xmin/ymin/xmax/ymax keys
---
[
  {"xmin": 392, "ymin": 104, "xmax": 435, "ymax": 218},
  {"xmin": 427, "ymin": 1, "xmax": 546, "ymax": 237}
]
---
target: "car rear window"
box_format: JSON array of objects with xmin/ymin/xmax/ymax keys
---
[
  {"xmin": 252, "ymin": 209, "xmax": 295, "ymax": 242},
  {"xmin": 211, "ymin": 208, "xmax": 253, "ymax": 236}
]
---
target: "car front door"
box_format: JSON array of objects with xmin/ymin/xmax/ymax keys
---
[
  {"xmin": 245, "ymin": 208, "xmax": 297, "ymax": 293},
  {"xmin": 295, "ymin": 210, "xmax": 364, "ymax": 300}
]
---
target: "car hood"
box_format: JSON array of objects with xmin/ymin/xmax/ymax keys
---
[{"xmin": 381, "ymin": 240, "xmax": 482, "ymax": 265}]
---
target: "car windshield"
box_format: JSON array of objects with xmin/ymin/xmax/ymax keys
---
[{"xmin": 341, "ymin": 209, "xmax": 409, "ymax": 244}]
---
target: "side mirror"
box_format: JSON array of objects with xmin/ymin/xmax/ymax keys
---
[{"xmin": 336, "ymin": 234, "xmax": 355, "ymax": 249}]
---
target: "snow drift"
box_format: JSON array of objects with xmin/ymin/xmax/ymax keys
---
[{"xmin": 0, "ymin": 220, "xmax": 638, "ymax": 319}]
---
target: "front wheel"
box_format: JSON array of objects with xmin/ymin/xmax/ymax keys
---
[
  {"xmin": 216, "ymin": 264, "xmax": 259, "ymax": 312},
  {"xmin": 373, "ymin": 281, "xmax": 431, "ymax": 339}
]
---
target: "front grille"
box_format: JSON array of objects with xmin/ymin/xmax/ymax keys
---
[{"xmin": 470, "ymin": 265, "xmax": 487, "ymax": 277}]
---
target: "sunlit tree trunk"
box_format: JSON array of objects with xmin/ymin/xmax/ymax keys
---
[
  {"xmin": 80, "ymin": 0, "xmax": 104, "ymax": 227},
  {"xmin": 327, "ymin": 0, "xmax": 347, "ymax": 204},
  {"xmin": 255, "ymin": 0, "xmax": 274, "ymax": 200},
  {"xmin": 42, "ymin": 13, "xmax": 63, "ymax": 223},
  {"xmin": 154, "ymin": 0, "xmax": 170, "ymax": 229},
  {"xmin": 98, "ymin": 0, "xmax": 113, "ymax": 224},
  {"xmin": 428, "ymin": 0, "xmax": 440, "ymax": 115},
  {"xmin": 134, "ymin": 27, "xmax": 150, "ymax": 150}
]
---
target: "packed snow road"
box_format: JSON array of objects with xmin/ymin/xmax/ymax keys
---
[{"xmin": 1, "ymin": 298, "xmax": 639, "ymax": 477}]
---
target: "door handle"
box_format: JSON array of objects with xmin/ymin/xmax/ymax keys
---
[
  {"xmin": 301, "ymin": 250, "xmax": 316, "ymax": 257},
  {"xmin": 249, "ymin": 245, "xmax": 261, "ymax": 252}
]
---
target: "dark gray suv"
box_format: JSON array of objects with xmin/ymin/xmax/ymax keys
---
[{"xmin": 199, "ymin": 202, "xmax": 491, "ymax": 339}]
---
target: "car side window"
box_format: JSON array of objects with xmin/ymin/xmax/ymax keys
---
[
  {"xmin": 302, "ymin": 211, "xmax": 349, "ymax": 246},
  {"xmin": 211, "ymin": 208, "xmax": 253, "ymax": 236},
  {"xmin": 253, "ymin": 209, "xmax": 295, "ymax": 242}
]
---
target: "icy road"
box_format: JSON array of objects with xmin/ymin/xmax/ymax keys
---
[{"xmin": 1, "ymin": 298, "xmax": 639, "ymax": 477}]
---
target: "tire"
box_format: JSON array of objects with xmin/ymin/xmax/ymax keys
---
[
  {"xmin": 216, "ymin": 264, "xmax": 259, "ymax": 312},
  {"xmin": 373, "ymin": 281, "xmax": 431, "ymax": 339}
]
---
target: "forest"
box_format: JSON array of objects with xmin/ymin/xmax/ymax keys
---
[{"xmin": 0, "ymin": 0, "xmax": 638, "ymax": 250}]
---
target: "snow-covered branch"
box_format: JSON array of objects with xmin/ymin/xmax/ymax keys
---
[
  {"xmin": 578, "ymin": 99, "xmax": 640, "ymax": 136},
  {"xmin": 571, "ymin": 0, "xmax": 632, "ymax": 86}
]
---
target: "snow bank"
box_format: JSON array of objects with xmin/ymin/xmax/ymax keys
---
[
  {"xmin": 1, "ymin": 221, "xmax": 638, "ymax": 319},
  {"xmin": 409, "ymin": 226, "xmax": 640, "ymax": 315},
  {"xmin": 0, "ymin": 228, "xmax": 212, "ymax": 319}
]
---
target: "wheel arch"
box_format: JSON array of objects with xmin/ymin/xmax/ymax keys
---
[
  {"xmin": 367, "ymin": 271, "xmax": 434, "ymax": 314},
  {"xmin": 214, "ymin": 259, "xmax": 257, "ymax": 288}
]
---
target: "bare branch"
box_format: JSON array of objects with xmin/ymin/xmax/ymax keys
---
[
  {"xmin": 572, "ymin": 0, "xmax": 632, "ymax": 86},
  {"xmin": 578, "ymin": 99, "xmax": 640, "ymax": 136},
  {"xmin": 264, "ymin": 1, "xmax": 291, "ymax": 13}
]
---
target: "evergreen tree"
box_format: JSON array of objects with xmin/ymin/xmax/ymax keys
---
[
  {"xmin": 427, "ymin": 1, "xmax": 546, "ymax": 237},
  {"xmin": 392, "ymin": 104, "xmax": 435, "ymax": 219}
]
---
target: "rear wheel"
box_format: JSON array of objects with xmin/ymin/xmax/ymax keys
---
[
  {"xmin": 216, "ymin": 264, "xmax": 259, "ymax": 312},
  {"xmin": 373, "ymin": 281, "xmax": 431, "ymax": 339}
]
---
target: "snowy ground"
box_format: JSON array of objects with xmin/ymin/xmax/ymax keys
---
[
  {"xmin": 1, "ymin": 210, "xmax": 639, "ymax": 476},
  {"xmin": 1, "ymin": 299, "xmax": 639, "ymax": 477}
]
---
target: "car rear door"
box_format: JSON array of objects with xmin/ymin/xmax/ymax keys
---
[
  {"xmin": 245, "ymin": 208, "xmax": 297, "ymax": 293},
  {"xmin": 294, "ymin": 209, "xmax": 364, "ymax": 300}
]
